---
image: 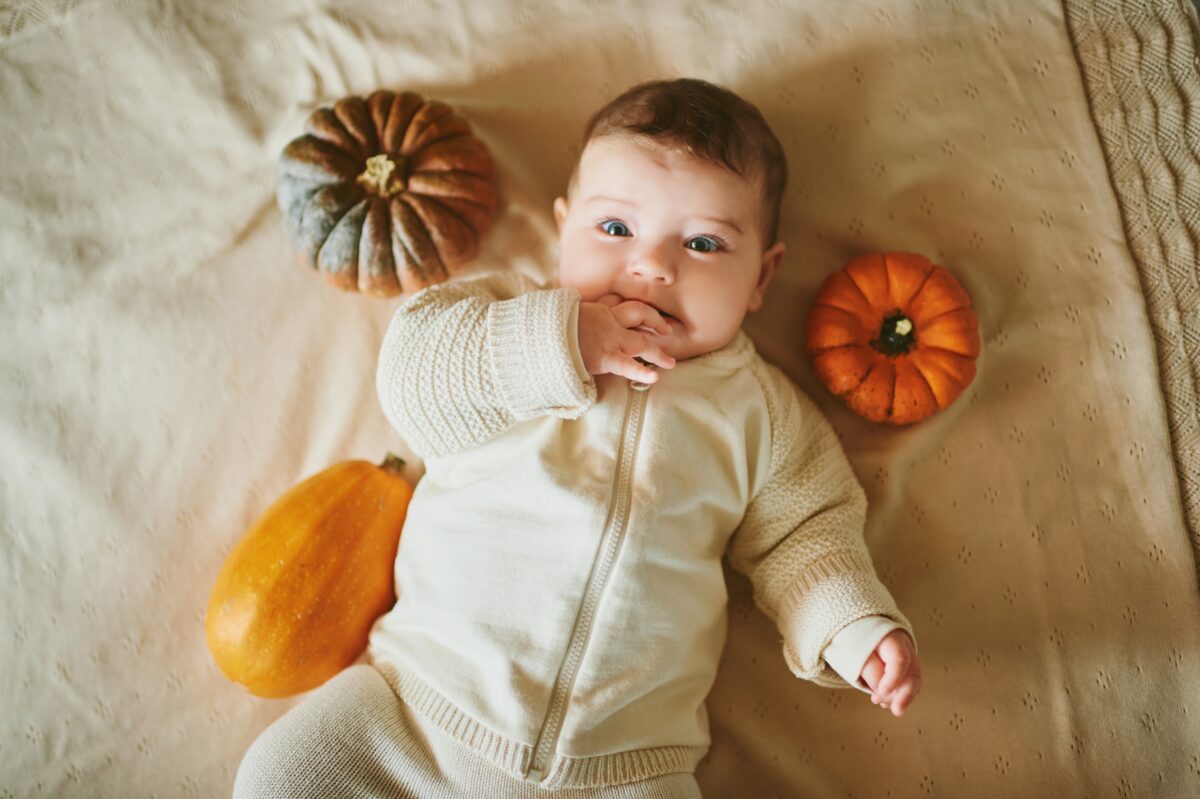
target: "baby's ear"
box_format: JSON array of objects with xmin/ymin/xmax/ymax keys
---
[
  {"xmin": 747, "ymin": 241, "xmax": 786, "ymax": 312},
  {"xmin": 553, "ymin": 197, "xmax": 569, "ymax": 232}
]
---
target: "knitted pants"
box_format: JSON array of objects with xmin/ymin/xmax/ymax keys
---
[{"xmin": 233, "ymin": 665, "xmax": 704, "ymax": 799}]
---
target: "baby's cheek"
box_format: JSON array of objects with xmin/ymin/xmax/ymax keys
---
[{"xmin": 557, "ymin": 273, "xmax": 606, "ymax": 303}]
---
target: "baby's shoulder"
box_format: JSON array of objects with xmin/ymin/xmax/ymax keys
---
[
  {"xmin": 742, "ymin": 355, "xmax": 834, "ymax": 440},
  {"xmin": 743, "ymin": 354, "xmax": 802, "ymax": 408}
]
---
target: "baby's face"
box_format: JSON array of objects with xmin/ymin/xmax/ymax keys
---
[{"xmin": 554, "ymin": 135, "xmax": 785, "ymax": 362}]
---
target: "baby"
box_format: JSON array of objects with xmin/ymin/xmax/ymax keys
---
[{"xmin": 235, "ymin": 78, "xmax": 921, "ymax": 799}]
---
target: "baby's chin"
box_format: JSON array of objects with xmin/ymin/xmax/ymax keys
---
[
  {"xmin": 648, "ymin": 327, "xmax": 742, "ymax": 363},
  {"xmin": 635, "ymin": 327, "xmax": 728, "ymax": 363}
]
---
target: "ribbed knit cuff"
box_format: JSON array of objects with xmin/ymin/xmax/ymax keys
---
[
  {"xmin": 776, "ymin": 550, "xmax": 914, "ymax": 687},
  {"xmin": 486, "ymin": 287, "xmax": 596, "ymax": 420}
]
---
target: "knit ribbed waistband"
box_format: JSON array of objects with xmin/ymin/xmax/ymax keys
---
[{"xmin": 373, "ymin": 659, "xmax": 708, "ymax": 790}]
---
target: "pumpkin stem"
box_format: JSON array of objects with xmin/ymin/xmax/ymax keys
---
[
  {"xmin": 874, "ymin": 311, "xmax": 917, "ymax": 356},
  {"xmin": 380, "ymin": 452, "xmax": 407, "ymax": 474},
  {"xmin": 357, "ymin": 154, "xmax": 408, "ymax": 197}
]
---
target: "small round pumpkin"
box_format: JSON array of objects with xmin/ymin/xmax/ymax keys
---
[
  {"xmin": 277, "ymin": 90, "xmax": 498, "ymax": 297},
  {"xmin": 805, "ymin": 252, "xmax": 980, "ymax": 425},
  {"xmin": 205, "ymin": 454, "xmax": 413, "ymax": 698}
]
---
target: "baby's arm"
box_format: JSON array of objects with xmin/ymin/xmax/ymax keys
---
[
  {"xmin": 727, "ymin": 361, "xmax": 918, "ymax": 696},
  {"xmin": 376, "ymin": 270, "xmax": 595, "ymax": 459}
]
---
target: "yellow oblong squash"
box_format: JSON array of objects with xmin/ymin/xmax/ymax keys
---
[{"xmin": 205, "ymin": 453, "xmax": 412, "ymax": 698}]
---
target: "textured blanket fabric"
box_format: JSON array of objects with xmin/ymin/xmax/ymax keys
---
[
  {"xmin": 1, "ymin": 0, "xmax": 1198, "ymax": 796},
  {"xmin": 1063, "ymin": 0, "xmax": 1200, "ymax": 578}
]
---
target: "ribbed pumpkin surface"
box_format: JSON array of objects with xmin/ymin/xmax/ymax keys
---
[
  {"xmin": 805, "ymin": 252, "xmax": 981, "ymax": 425},
  {"xmin": 277, "ymin": 90, "xmax": 498, "ymax": 297}
]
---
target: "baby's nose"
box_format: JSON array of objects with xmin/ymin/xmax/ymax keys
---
[{"xmin": 628, "ymin": 242, "xmax": 677, "ymax": 283}]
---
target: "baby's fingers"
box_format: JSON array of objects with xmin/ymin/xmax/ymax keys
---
[
  {"xmin": 621, "ymin": 332, "xmax": 675, "ymax": 370},
  {"xmin": 875, "ymin": 634, "xmax": 915, "ymax": 699},
  {"xmin": 604, "ymin": 352, "xmax": 661, "ymax": 384},
  {"xmin": 612, "ymin": 300, "xmax": 672, "ymax": 335},
  {"xmin": 885, "ymin": 672, "xmax": 923, "ymax": 716},
  {"xmin": 859, "ymin": 652, "xmax": 884, "ymax": 694}
]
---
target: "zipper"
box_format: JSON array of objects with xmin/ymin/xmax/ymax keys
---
[{"xmin": 525, "ymin": 377, "xmax": 651, "ymax": 782}]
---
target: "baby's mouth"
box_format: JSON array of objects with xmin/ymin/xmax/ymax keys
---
[
  {"xmin": 636, "ymin": 309, "xmax": 677, "ymax": 335},
  {"xmin": 618, "ymin": 294, "xmax": 679, "ymax": 331},
  {"xmin": 637, "ymin": 300, "xmax": 676, "ymax": 322}
]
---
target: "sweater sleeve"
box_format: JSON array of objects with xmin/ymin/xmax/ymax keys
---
[
  {"xmin": 375, "ymin": 270, "xmax": 597, "ymax": 459},
  {"xmin": 727, "ymin": 360, "xmax": 915, "ymax": 688}
]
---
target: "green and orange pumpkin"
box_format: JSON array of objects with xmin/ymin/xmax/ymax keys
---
[{"xmin": 278, "ymin": 90, "xmax": 498, "ymax": 297}]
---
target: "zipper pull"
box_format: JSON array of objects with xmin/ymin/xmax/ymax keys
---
[{"xmin": 630, "ymin": 358, "xmax": 655, "ymax": 392}]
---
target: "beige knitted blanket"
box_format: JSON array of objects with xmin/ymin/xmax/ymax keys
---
[{"xmin": 1, "ymin": 0, "xmax": 1197, "ymax": 796}]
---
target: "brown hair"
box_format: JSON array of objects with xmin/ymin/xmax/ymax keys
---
[{"xmin": 570, "ymin": 77, "xmax": 788, "ymax": 247}]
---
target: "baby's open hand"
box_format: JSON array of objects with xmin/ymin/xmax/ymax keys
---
[
  {"xmin": 577, "ymin": 294, "xmax": 676, "ymax": 384},
  {"xmin": 859, "ymin": 629, "xmax": 922, "ymax": 717}
]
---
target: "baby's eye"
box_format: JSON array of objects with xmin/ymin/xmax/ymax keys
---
[
  {"xmin": 686, "ymin": 236, "xmax": 724, "ymax": 253},
  {"xmin": 599, "ymin": 219, "xmax": 631, "ymax": 237}
]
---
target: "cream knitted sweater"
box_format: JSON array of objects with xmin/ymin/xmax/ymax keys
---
[{"xmin": 367, "ymin": 270, "xmax": 914, "ymax": 790}]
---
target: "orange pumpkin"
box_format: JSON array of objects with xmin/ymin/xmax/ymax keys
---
[
  {"xmin": 205, "ymin": 454, "xmax": 413, "ymax": 698},
  {"xmin": 805, "ymin": 252, "xmax": 980, "ymax": 425}
]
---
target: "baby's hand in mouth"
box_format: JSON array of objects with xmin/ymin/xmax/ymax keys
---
[
  {"xmin": 597, "ymin": 294, "xmax": 673, "ymax": 335},
  {"xmin": 635, "ymin": 309, "xmax": 673, "ymax": 336},
  {"xmin": 577, "ymin": 297, "xmax": 676, "ymax": 382}
]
